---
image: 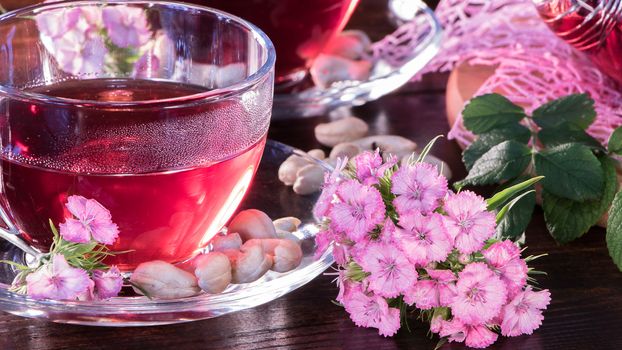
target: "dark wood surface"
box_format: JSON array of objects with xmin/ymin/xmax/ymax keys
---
[{"xmin": 1, "ymin": 1, "xmax": 622, "ymax": 349}]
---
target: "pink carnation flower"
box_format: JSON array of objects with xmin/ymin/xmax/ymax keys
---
[
  {"xmin": 430, "ymin": 314, "xmax": 444, "ymax": 334},
  {"xmin": 353, "ymin": 150, "xmax": 396, "ymax": 185},
  {"xmin": 26, "ymin": 254, "xmax": 92, "ymax": 300},
  {"xmin": 102, "ymin": 6, "xmax": 151, "ymax": 48},
  {"xmin": 443, "ymin": 191, "xmax": 496, "ymax": 254},
  {"xmin": 377, "ymin": 218, "xmax": 396, "ymax": 243},
  {"xmin": 314, "ymin": 229, "xmax": 338, "ymax": 259},
  {"xmin": 451, "ymin": 262, "xmax": 507, "ymax": 325},
  {"xmin": 501, "ymin": 286, "xmax": 551, "ymax": 337},
  {"xmin": 60, "ymin": 195, "xmax": 119, "ymax": 245},
  {"xmin": 439, "ymin": 318, "xmax": 499, "ymax": 349},
  {"xmin": 56, "ymin": 35, "xmax": 107, "ymax": 76},
  {"xmin": 37, "ymin": 6, "xmax": 106, "ymax": 76},
  {"xmin": 391, "ymin": 162, "xmax": 448, "ymax": 216},
  {"xmin": 36, "ymin": 7, "xmax": 82, "ymax": 39},
  {"xmin": 350, "ymin": 219, "xmax": 396, "ymax": 263},
  {"xmin": 314, "ymin": 157, "xmax": 348, "ymax": 218},
  {"xmin": 405, "ymin": 268, "xmax": 457, "ymax": 309},
  {"xmin": 483, "ymin": 241, "xmax": 528, "ymax": 297},
  {"xmin": 343, "ymin": 289, "xmax": 401, "ymax": 337},
  {"xmin": 329, "ymin": 180, "xmax": 385, "ymax": 242},
  {"xmin": 358, "ymin": 242, "xmax": 417, "ymax": 298},
  {"xmin": 92, "ymin": 266, "xmax": 124, "ymax": 300},
  {"xmin": 333, "ymin": 241, "xmax": 351, "ymax": 265},
  {"xmin": 396, "ymin": 212, "xmax": 452, "ymax": 266}
]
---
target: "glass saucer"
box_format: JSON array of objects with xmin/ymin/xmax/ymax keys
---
[
  {"xmin": 272, "ymin": 0, "xmax": 442, "ymax": 119},
  {"xmin": 0, "ymin": 140, "xmax": 332, "ymax": 326}
]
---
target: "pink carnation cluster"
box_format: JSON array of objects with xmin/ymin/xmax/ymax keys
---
[
  {"xmin": 24, "ymin": 196, "xmax": 123, "ymax": 301},
  {"xmin": 315, "ymin": 151, "xmax": 550, "ymax": 348},
  {"xmin": 36, "ymin": 2, "xmax": 152, "ymax": 76}
]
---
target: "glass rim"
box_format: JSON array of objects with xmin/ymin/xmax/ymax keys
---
[{"xmin": 0, "ymin": 0, "xmax": 276, "ymax": 108}]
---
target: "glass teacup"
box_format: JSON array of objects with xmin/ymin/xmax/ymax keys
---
[
  {"xmin": 0, "ymin": 0, "xmax": 275, "ymax": 270},
  {"xmin": 185, "ymin": 0, "xmax": 361, "ymax": 86},
  {"xmin": 535, "ymin": 0, "xmax": 622, "ymax": 85}
]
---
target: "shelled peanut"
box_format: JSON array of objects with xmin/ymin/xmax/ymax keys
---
[
  {"xmin": 130, "ymin": 210, "xmax": 303, "ymax": 299},
  {"xmin": 278, "ymin": 116, "xmax": 453, "ymax": 195}
]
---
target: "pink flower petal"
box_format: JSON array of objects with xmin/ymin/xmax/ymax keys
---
[
  {"xmin": 102, "ymin": 6, "xmax": 151, "ymax": 48},
  {"xmin": 93, "ymin": 266, "xmax": 123, "ymax": 299},
  {"xmin": 501, "ymin": 287, "xmax": 551, "ymax": 336},
  {"xmin": 484, "ymin": 241, "xmax": 528, "ymax": 297},
  {"xmin": 405, "ymin": 279, "xmax": 436, "ymax": 309},
  {"xmin": 443, "ymin": 191, "xmax": 496, "ymax": 254},
  {"xmin": 59, "ymin": 218, "xmax": 91, "ymax": 243},
  {"xmin": 89, "ymin": 220, "xmax": 119, "ymax": 245},
  {"xmin": 391, "ymin": 162, "xmax": 448, "ymax": 216},
  {"xmin": 378, "ymin": 307, "xmax": 401, "ymax": 337},
  {"xmin": 65, "ymin": 195, "xmax": 89, "ymax": 221},
  {"xmin": 26, "ymin": 254, "xmax": 91, "ymax": 300},
  {"xmin": 464, "ymin": 324, "xmax": 499, "ymax": 348},
  {"xmin": 439, "ymin": 318, "xmax": 467, "ymax": 343},
  {"xmin": 451, "ymin": 262, "xmax": 507, "ymax": 325},
  {"xmin": 359, "ymin": 242, "xmax": 417, "ymax": 298},
  {"xmin": 329, "ymin": 180, "xmax": 385, "ymax": 242},
  {"xmin": 64, "ymin": 196, "xmax": 119, "ymax": 245},
  {"xmin": 397, "ymin": 212, "xmax": 452, "ymax": 266},
  {"xmin": 314, "ymin": 180, "xmax": 338, "ymax": 219}
]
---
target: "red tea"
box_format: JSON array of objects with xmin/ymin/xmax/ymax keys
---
[
  {"xmin": 537, "ymin": 0, "xmax": 622, "ymax": 84},
  {"xmin": 0, "ymin": 79, "xmax": 268, "ymax": 270},
  {"xmin": 187, "ymin": 0, "xmax": 360, "ymax": 84}
]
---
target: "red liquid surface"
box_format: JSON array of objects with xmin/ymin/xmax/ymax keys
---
[
  {"xmin": 537, "ymin": 0, "xmax": 622, "ymax": 84},
  {"xmin": 189, "ymin": 0, "xmax": 360, "ymax": 83},
  {"xmin": 0, "ymin": 79, "xmax": 267, "ymax": 270}
]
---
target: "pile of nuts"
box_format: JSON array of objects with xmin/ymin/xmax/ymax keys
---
[
  {"xmin": 309, "ymin": 30, "xmax": 374, "ymax": 89},
  {"xmin": 279, "ymin": 116, "xmax": 452, "ymax": 195},
  {"xmin": 130, "ymin": 210, "xmax": 303, "ymax": 299}
]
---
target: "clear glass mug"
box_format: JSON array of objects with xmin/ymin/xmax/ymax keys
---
[
  {"xmin": 0, "ymin": 0, "xmax": 275, "ymax": 270},
  {"xmin": 534, "ymin": 0, "xmax": 622, "ymax": 84},
  {"xmin": 181, "ymin": 0, "xmax": 361, "ymax": 87}
]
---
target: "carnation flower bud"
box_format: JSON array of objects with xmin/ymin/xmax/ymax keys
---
[
  {"xmin": 92, "ymin": 266, "xmax": 123, "ymax": 300},
  {"xmin": 458, "ymin": 254, "xmax": 472, "ymax": 265}
]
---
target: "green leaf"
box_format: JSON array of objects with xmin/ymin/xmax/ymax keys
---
[
  {"xmin": 608, "ymin": 126, "xmax": 622, "ymax": 155},
  {"xmin": 534, "ymin": 143, "xmax": 604, "ymax": 201},
  {"xmin": 463, "ymin": 124, "xmax": 532, "ymax": 170},
  {"xmin": 486, "ymin": 176, "xmax": 544, "ymax": 211},
  {"xmin": 538, "ymin": 125, "xmax": 604, "ymax": 151},
  {"xmin": 495, "ymin": 189, "xmax": 534, "ymax": 222},
  {"xmin": 607, "ymin": 190, "xmax": 622, "ymax": 271},
  {"xmin": 462, "ymin": 93, "xmax": 527, "ymax": 134},
  {"xmin": 532, "ymin": 93, "xmax": 596, "ymax": 129},
  {"xmin": 496, "ymin": 185, "xmax": 536, "ymax": 240},
  {"xmin": 543, "ymin": 156, "xmax": 617, "ymax": 243},
  {"xmin": 416, "ymin": 135, "xmax": 443, "ymax": 164},
  {"xmin": 456, "ymin": 140, "xmax": 531, "ymax": 187}
]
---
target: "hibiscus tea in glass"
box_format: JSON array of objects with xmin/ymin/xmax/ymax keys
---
[
  {"xmin": 0, "ymin": 1, "xmax": 275, "ymax": 270},
  {"xmin": 182, "ymin": 0, "xmax": 360, "ymax": 86}
]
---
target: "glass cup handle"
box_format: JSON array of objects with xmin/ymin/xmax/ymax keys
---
[{"xmin": 0, "ymin": 204, "xmax": 40, "ymax": 257}]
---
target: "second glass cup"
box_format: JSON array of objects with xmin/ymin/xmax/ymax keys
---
[
  {"xmin": 185, "ymin": 0, "xmax": 361, "ymax": 86},
  {"xmin": 0, "ymin": 0, "xmax": 275, "ymax": 270}
]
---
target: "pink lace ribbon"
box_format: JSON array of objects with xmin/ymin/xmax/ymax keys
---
[{"xmin": 420, "ymin": 0, "xmax": 622, "ymax": 147}]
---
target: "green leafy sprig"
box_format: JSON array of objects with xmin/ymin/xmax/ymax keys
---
[
  {"xmin": 5, "ymin": 220, "xmax": 122, "ymax": 294},
  {"xmin": 457, "ymin": 92, "xmax": 622, "ymax": 270}
]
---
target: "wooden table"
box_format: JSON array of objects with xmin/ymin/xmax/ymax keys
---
[{"xmin": 1, "ymin": 1, "xmax": 622, "ymax": 349}]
